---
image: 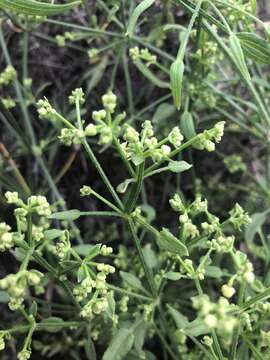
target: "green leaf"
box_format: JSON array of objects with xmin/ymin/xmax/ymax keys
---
[
  {"xmin": 102, "ymin": 328, "xmax": 134, "ymax": 360},
  {"xmin": 85, "ymin": 331, "xmax": 97, "ymax": 360},
  {"xmin": 153, "ymin": 103, "xmax": 176, "ymax": 124},
  {"xmin": 44, "ymin": 229, "xmax": 63, "ymax": 240},
  {"xmin": 134, "ymin": 322, "xmax": 147, "ymax": 358},
  {"xmin": 143, "ymin": 244, "xmax": 158, "ymax": 269},
  {"xmin": 40, "ymin": 317, "xmax": 65, "ymax": 333},
  {"xmin": 158, "ymin": 228, "xmax": 188, "ymax": 256},
  {"xmin": 126, "ymin": 0, "xmax": 155, "ymax": 37},
  {"xmin": 170, "ymin": 58, "xmax": 184, "ymax": 110},
  {"xmin": 163, "ymin": 272, "xmax": 182, "ymax": 280},
  {"xmin": 184, "ymin": 318, "xmax": 209, "ymax": 337},
  {"xmin": 49, "ymin": 209, "xmax": 81, "ymax": 221},
  {"xmin": 120, "ymin": 271, "xmax": 145, "ymax": 292},
  {"xmin": 134, "ymin": 60, "xmax": 170, "ymax": 89},
  {"xmin": 0, "ymin": 0, "xmax": 81, "ymax": 16},
  {"xmin": 29, "ymin": 301, "xmax": 38, "ymax": 317},
  {"xmin": 131, "ymin": 151, "xmax": 144, "ymax": 166},
  {"xmin": 77, "ymin": 265, "xmax": 88, "ymax": 282},
  {"xmin": 180, "ymin": 111, "xmax": 196, "ymax": 140},
  {"xmin": 204, "ymin": 266, "xmax": 224, "ymax": 278},
  {"xmin": 168, "ymin": 305, "xmax": 189, "ymax": 328},
  {"xmin": 237, "ymin": 32, "xmax": 270, "ymax": 65},
  {"xmin": 168, "ymin": 161, "xmax": 192, "ymax": 173},
  {"xmin": 229, "ymin": 33, "xmax": 251, "ymax": 81},
  {"xmin": 117, "ymin": 178, "xmax": 136, "ymax": 193},
  {"xmin": 245, "ymin": 211, "xmax": 269, "ymax": 245},
  {"xmin": 73, "ymin": 244, "xmax": 101, "ymax": 258},
  {"xmin": 168, "ymin": 305, "xmax": 209, "ymax": 336},
  {"xmin": 106, "ymin": 292, "xmax": 116, "ymax": 320}
]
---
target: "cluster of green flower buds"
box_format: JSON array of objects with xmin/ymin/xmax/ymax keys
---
[
  {"xmin": 81, "ymin": 297, "xmax": 109, "ymax": 318},
  {"xmin": 129, "ymin": 47, "xmax": 157, "ymax": 66},
  {"xmin": 18, "ymin": 349, "xmax": 31, "ymax": 360},
  {"xmin": 229, "ymin": 203, "xmax": 251, "ymax": 230},
  {"xmin": 0, "ymin": 222, "xmax": 14, "ymax": 252},
  {"xmin": 194, "ymin": 40, "xmax": 223, "ymax": 67},
  {"xmin": 0, "ymin": 65, "xmax": 17, "ymax": 86},
  {"xmin": 120, "ymin": 120, "xmax": 184, "ymax": 165},
  {"xmin": 0, "ymin": 332, "xmax": 9, "ymax": 351},
  {"xmin": 56, "ymin": 31, "xmax": 76, "ymax": 47},
  {"xmin": 86, "ymin": 102, "xmax": 122, "ymax": 145},
  {"xmin": 192, "ymin": 295, "xmax": 237, "ymax": 335},
  {"xmin": 78, "ymin": 268, "xmax": 115, "ymax": 318},
  {"xmin": 226, "ymin": 0, "xmax": 254, "ymax": 24},
  {"xmin": 179, "ymin": 258, "xmax": 205, "ymax": 280},
  {"xmin": 6, "ymin": 192, "xmax": 51, "ymax": 218},
  {"xmin": 194, "ymin": 121, "xmax": 225, "ymax": 152},
  {"xmin": 224, "ymin": 154, "xmax": 247, "ymax": 173},
  {"xmin": 72, "ymin": 243, "xmax": 115, "ymax": 319},
  {"xmin": 55, "ymin": 231, "xmax": 71, "ymax": 260},
  {"xmin": 119, "ymin": 295, "xmax": 129, "ymax": 313},
  {"xmin": 0, "ymin": 270, "xmax": 43, "ymax": 311},
  {"xmin": 234, "ymin": 250, "xmax": 255, "ymax": 284},
  {"xmin": 169, "ymin": 194, "xmax": 210, "ymax": 240},
  {"xmin": 1, "ymin": 97, "xmax": 16, "ymax": 109},
  {"xmin": 69, "ymin": 88, "xmax": 85, "ymax": 105},
  {"xmin": 37, "ymin": 98, "xmax": 57, "ymax": 121},
  {"xmin": 57, "ymin": 89, "xmax": 120, "ymax": 146},
  {"xmin": 210, "ymin": 235, "xmax": 235, "ymax": 253}
]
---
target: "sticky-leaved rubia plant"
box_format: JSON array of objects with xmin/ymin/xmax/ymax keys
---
[
  {"xmin": 1, "ymin": 0, "xmax": 270, "ymax": 359},
  {"xmin": 0, "ymin": 86, "xmax": 266, "ymax": 360}
]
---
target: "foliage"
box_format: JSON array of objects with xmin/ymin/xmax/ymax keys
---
[{"xmin": 0, "ymin": 0, "xmax": 270, "ymax": 359}]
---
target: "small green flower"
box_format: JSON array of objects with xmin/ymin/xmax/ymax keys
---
[{"xmin": 0, "ymin": 65, "xmax": 17, "ymax": 85}]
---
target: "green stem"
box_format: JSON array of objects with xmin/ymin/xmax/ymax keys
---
[
  {"xmin": 127, "ymin": 217, "xmax": 157, "ymax": 297},
  {"xmin": 211, "ymin": 331, "xmax": 224, "ymax": 360},
  {"xmin": 82, "ymin": 139, "xmax": 124, "ymax": 210},
  {"xmin": 125, "ymin": 162, "xmax": 144, "ymax": 213},
  {"xmin": 108, "ymin": 284, "xmax": 153, "ymax": 301}
]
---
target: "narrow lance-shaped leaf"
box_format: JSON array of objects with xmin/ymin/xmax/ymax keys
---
[
  {"xmin": 0, "ymin": 0, "xmax": 81, "ymax": 16},
  {"xmin": 134, "ymin": 59, "xmax": 170, "ymax": 89},
  {"xmin": 168, "ymin": 160, "xmax": 192, "ymax": 173},
  {"xmin": 158, "ymin": 227, "xmax": 188, "ymax": 256},
  {"xmin": 49, "ymin": 209, "xmax": 81, "ymax": 221},
  {"xmin": 126, "ymin": 0, "xmax": 155, "ymax": 37},
  {"xmin": 237, "ymin": 32, "xmax": 270, "ymax": 65},
  {"xmin": 180, "ymin": 111, "xmax": 196, "ymax": 139},
  {"xmin": 229, "ymin": 33, "xmax": 251, "ymax": 81},
  {"xmin": 120, "ymin": 271, "xmax": 146, "ymax": 292},
  {"xmin": 102, "ymin": 328, "xmax": 134, "ymax": 360},
  {"xmin": 170, "ymin": 58, "xmax": 184, "ymax": 110},
  {"xmin": 117, "ymin": 178, "xmax": 136, "ymax": 194}
]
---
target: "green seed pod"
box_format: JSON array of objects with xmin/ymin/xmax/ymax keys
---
[
  {"xmin": 170, "ymin": 58, "xmax": 184, "ymax": 111},
  {"xmin": 180, "ymin": 111, "xmax": 196, "ymax": 140},
  {"xmin": 229, "ymin": 33, "xmax": 251, "ymax": 81}
]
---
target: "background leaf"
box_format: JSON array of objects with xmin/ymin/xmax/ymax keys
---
[{"xmin": 0, "ymin": 0, "xmax": 81, "ymax": 16}]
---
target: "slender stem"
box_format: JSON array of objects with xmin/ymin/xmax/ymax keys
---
[
  {"xmin": 125, "ymin": 162, "xmax": 144, "ymax": 213},
  {"xmin": 113, "ymin": 136, "xmax": 136, "ymax": 177},
  {"xmin": 108, "ymin": 284, "xmax": 153, "ymax": 301},
  {"xmin": 45, "ymin": 19, "xmax": 124, "ymax": 38},
  {"xmin": 211, "ymin": 331, "xmax": 224, "ymax": 360},
  {"xmin": 154, "ymin": 325, "xmax": 179, "ymax": 360},
  {"xmin": 82, "ymin": 139, "xmax": 124, "ymax": 210},
  {"xmin": 127, "ymin": 217, "xmax": 157, "ymax": 297}
]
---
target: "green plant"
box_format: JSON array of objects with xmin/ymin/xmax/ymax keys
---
[{"xmin": 0, "ymin": 0, "xmax": 270, "ymax": 359}]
